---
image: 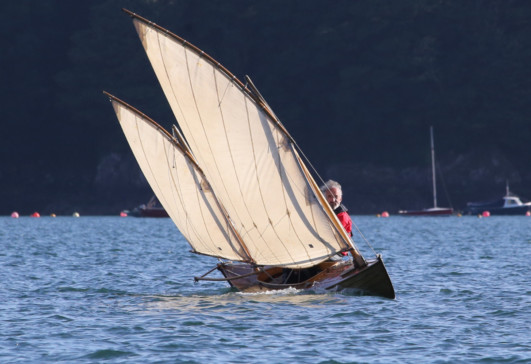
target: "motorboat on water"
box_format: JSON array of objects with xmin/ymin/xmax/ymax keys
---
[
  {"xmin": 128, "ymin": 196, "xmax": 169, "ymax": 218},
  {"xmin": 465, "ymin": 183, "xmax": 531, "ymax": 216}
]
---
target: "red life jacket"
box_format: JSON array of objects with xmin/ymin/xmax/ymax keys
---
[{"xmin": 334, "ymin": 204, "xmax": 353, "ymax": 255}]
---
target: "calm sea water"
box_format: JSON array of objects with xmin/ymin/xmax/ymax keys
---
[{"xmin": 1, "ymin": 215, "xmax": 529, "ymax": 363}]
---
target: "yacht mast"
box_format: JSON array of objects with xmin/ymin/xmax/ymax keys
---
[{"xmin": 430, "ymin": 126, "xmax": 438, "ymax": 208}]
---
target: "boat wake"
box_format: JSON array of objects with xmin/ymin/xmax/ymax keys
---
[{"xmin": 237, "ymin": 286, "xmax": 303, "ymax": 296}]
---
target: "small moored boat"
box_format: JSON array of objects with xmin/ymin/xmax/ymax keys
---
[
  {"xmin": 465, "ymin": 182, "xmax": 531, "ymax": 216},
  {"xmin": 399, "ymin": 126, "xmax": 453, "ymax": 216},
  {"xmin": 129, "ymin": 196, "xmax": 169, "ymax": 218}
]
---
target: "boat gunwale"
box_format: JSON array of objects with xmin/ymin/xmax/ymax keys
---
[{"xmin": 217, "ymin": 256, "xmax": 395, "ymax": 299}]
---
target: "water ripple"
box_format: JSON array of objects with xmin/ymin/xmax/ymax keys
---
[{"xmin": 1, "ymin": 216, "xmax": 530, "ymax": 363}]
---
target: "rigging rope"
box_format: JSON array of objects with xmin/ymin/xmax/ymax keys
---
[
  {"xmin": 291, "ymin": 142, "xmax": 378, "ymax": 257},
  {"xmin": 351, "ymin": 221, "xmax": 377, "ymax": 256},
  {"xmin": 437, "ymin": 162, "xmax": 454, "ymax": 209}
]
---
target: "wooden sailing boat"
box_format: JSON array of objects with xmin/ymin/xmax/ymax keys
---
[
  {"xmin": 104, "ymin": 9, "xmax": 395, "ymax": 298},
  {"xmin": 398, "ymin": 126, "xmax": 453, "ymax": 216}
]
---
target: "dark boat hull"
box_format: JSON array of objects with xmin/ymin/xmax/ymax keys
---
[
  {"xmin": 129, "ymin": 196, "xmax": 170, "ymax": 218},
  {"xmin": 217, "ymin": 255, "xmax": 395, "ymax": 299},
  {"xmin": 465, "ymin": 190, "xmax": 531, "ymax": 216},
  {"xmin": 398, "ymin": 207, "xmax": 453, "ymax": 216},
  {"xmin": 466, "ymin": 205, "xmax": 530, "ymax": 216},
  {"xmin": 129, "ymin": 207, "xmax": 169, "ymax": 218}
]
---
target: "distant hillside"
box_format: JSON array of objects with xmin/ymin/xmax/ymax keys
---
[{"xmin": 2, "ymin": 0, "xmax": 530, "ymax": 215}]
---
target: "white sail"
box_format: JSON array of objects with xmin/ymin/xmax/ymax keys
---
[
  {"xmin": 108, "ymin": 95, "xmax": 249, "ymax": 262},
  {"xmin": 130, "ymin": 18, "xmax": 352, "ymax": 268}
]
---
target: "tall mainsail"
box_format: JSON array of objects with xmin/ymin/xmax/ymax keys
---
[
  {"xmin": 126, "ymin": 11, "xmax": 354, "ymax": 268},
  {"xmin": 106, "ymin": 93, "xmax": 249, "ymax": 262}
]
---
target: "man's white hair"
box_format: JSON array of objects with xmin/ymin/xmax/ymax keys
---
[{"xmin": 320, "ymin": 179, "xmax": 342, "ymax": 194}]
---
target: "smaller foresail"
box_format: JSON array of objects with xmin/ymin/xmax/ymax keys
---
[{"xmin": 104, "ymin": 92, "xmax": 251, "ymax": 262}]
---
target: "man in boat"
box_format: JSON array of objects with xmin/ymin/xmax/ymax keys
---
[
  {"xmin": 282, "ymin": 179, "xmax": 353, "ymax": 284},
  {"xmin": 321, "ymin": 180, "xmax": 352, "ymax": 256}
]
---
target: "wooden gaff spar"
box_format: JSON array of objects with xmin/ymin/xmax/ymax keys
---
[{"xmin": 104, "ymin": 9, "xmax": 395, "ymax": 298}]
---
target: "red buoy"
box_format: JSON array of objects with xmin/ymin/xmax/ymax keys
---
[
  {"xmin": 381, "ymin": 211, "xmax": 390, "ymax": 218},
  {"xmin": 11, "ymin": 211, "xmax": 19, "ymax": 218},
  {"xmin": 482, "ymin": 211, "xmax": 490, "ymax": 217},
  {"xmin": 31, "ymin": 212, "xmax": 40, "ymax": 218}
]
